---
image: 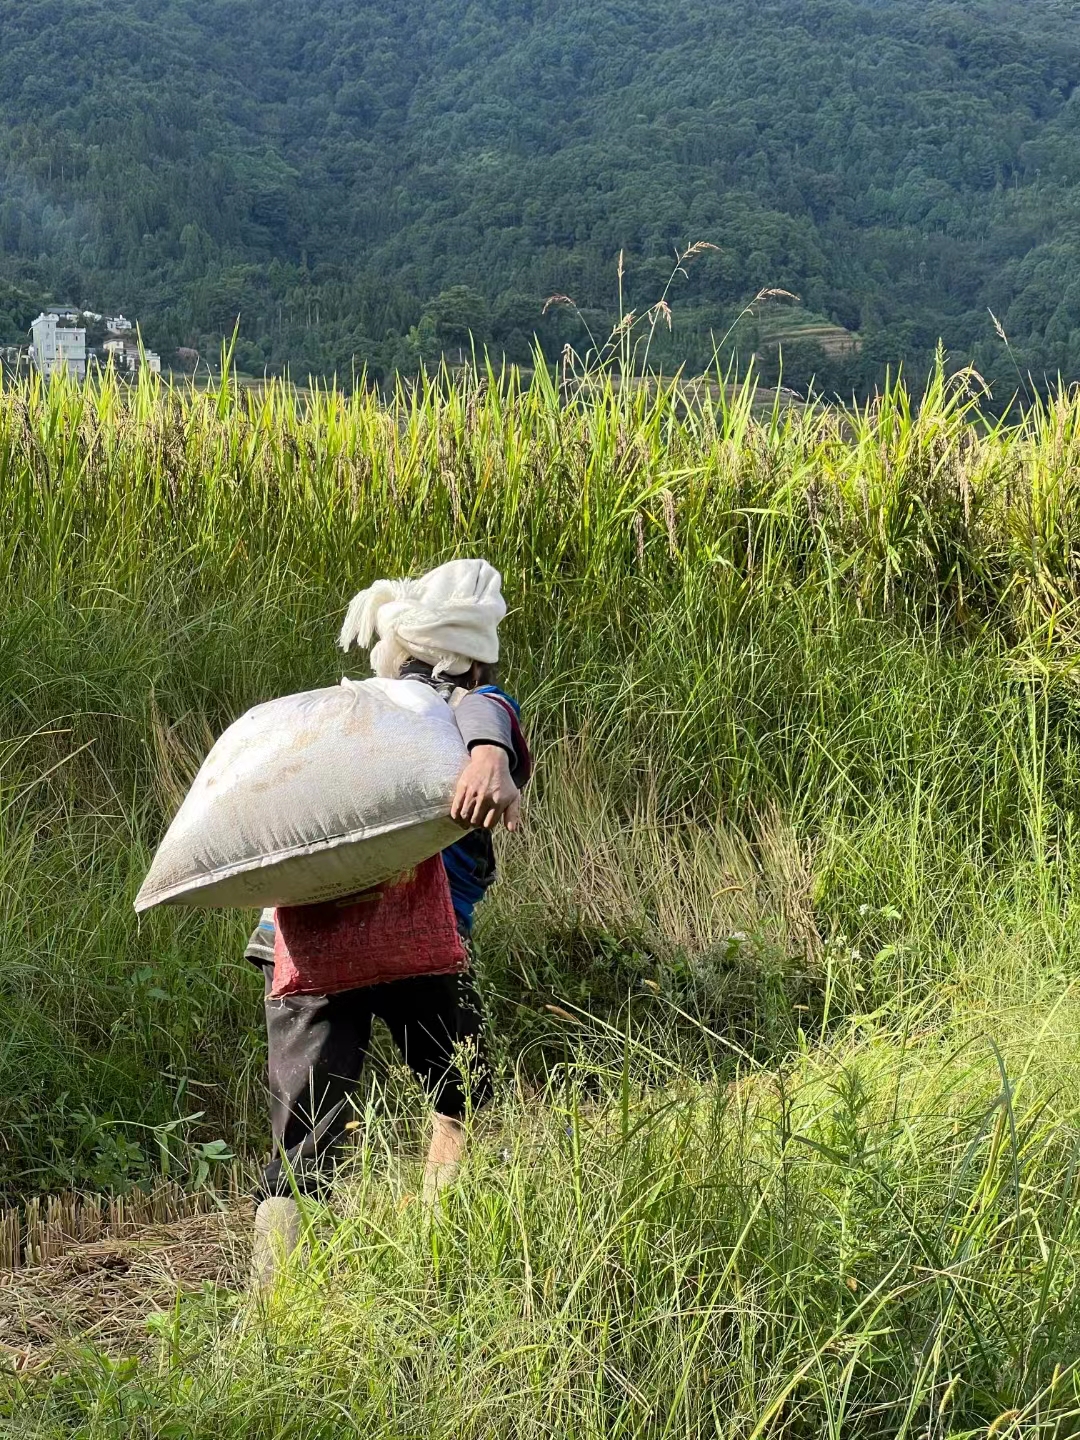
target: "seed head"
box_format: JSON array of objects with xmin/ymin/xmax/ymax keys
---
[
  {"xmin": 542, "ymin": 294, "xmax": 576, "ymax": 316},
  {"xmin": 649, "ymin": 300, "xmax": 673, "ymax": 331},
  {"xmin": 679, "ymin": 240, "xmax": 721, "ymax": 262}
]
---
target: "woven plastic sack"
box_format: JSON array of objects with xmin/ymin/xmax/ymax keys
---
[
  {"xmin": 134, "ymin": 678, "xmax": 468, "ymax": 912},
  {"xmin": 270, "ymin": 856, "xmax": 467, "ymax": 997}
]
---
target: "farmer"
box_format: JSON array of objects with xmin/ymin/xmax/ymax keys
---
[{"xmin": 249, "ymin": 559, "xmax": 531, "ymax": 1285}]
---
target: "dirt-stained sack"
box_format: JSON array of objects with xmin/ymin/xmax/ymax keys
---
[{"xmin": 134, "ymin": 678, "xmax": 468, "ymax": 912}]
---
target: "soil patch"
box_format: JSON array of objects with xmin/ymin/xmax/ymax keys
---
[{"xmin": 0, "ymin": 1206, "xmax": 246, "ymax": 1369}]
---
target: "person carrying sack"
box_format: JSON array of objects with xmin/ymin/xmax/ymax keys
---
[{"xmin": 249, "ymin": 559, "xmax": 531, "ymax": 1286}]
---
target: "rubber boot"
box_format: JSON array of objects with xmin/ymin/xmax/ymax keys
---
[{"xmin": 251, "ymin": 1196, "xmax": 300, "ymax": 1290}]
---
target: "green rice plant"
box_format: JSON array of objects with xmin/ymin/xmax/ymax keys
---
[{"xmin": 2, "ymin": 358, "xmax": 1080, "ymax": 1192}]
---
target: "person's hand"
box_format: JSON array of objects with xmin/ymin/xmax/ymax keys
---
[{"xmin": 450, "ymin": 745, "xmax": 519, "ymax": 831}]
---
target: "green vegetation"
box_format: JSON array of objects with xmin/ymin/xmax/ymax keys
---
[
  {"xmin": 2, "ymin": 0, "xmax": 1080, "ymax": 392},
  {"xmin": 6, "ymin": 361, "xmax": 1080, "ymax": 1431}
]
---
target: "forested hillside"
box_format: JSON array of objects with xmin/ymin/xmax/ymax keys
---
[{"xmin": 2, "ymin": 0, "xmax": 1079, "ymax": 392}]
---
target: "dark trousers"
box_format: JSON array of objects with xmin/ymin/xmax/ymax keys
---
[{"xmin": 258, "ymin": 961, "xmax": 491, "ymax": 1199}]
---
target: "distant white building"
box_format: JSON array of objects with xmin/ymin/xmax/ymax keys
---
[
  {"xmin": 81, "ymin": 310, "xmax": 103, "ymax": 323},
  {"xmin": 30, "ymin": 313, "xmax": 86, "ymax": 379},
  {"xmin": 106, "ymin": 314, "xmax": 133, "ymax": 335},
  {"xmin": 103, "ymin": 337, "xmax": 161, "ymax": 375}
]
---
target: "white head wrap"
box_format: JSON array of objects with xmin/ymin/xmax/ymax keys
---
[{"xmin": 338, "ymin": 558, "xmax": 507, "ymax": 679}]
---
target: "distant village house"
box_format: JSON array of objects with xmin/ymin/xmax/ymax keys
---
[
  {"xmin": 28, "ymin": 306, "xmax": 161, "ymax": 380},
  {"xmin": 30, "ymin": 313, "xmax": 87, "ymax": 379},
  {"xmin": 21, "ymin": 302, "xmax": 166, "ymax": 380},
  {"xmin": 103, "ymin": 337, "xmax": 161, "ymax": 374}
]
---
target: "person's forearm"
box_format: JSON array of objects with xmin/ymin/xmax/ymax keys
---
[{"xmin": 454, "ymin": 690, "xmax": 533, "ymax": 790}]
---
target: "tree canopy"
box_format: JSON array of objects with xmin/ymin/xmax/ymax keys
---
[{"xmin": 1, "ymin": 0, "xmax": 1079, "ymax": 394}]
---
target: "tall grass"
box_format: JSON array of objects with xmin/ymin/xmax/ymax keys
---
[
  {"xmin": 11, "ymin": 1016, "xmax": 1080, "ymax": 1436},
  {"xmin": 5, "ymin": 359, "xmax": 1080, "ymax": 1431}
]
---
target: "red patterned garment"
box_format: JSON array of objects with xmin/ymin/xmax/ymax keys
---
[{"xmin": 270, "ymin": 855, "xmax": 467, "ymax": 997}]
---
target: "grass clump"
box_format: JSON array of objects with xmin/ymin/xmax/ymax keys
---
[{"xmin": 12, "ymin": 1020, "xmax": 1080, "ymax": 1437}]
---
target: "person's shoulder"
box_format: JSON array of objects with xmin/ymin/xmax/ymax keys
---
[{"xmin": 474, "ymin": 684, "xmax": 521, "ymax": 718}]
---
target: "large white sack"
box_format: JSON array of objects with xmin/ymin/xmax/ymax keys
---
[{"xmin": 135, "ymin": 677, "xmax": 469, "ymax": 912}]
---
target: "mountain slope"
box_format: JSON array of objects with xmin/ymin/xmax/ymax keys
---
[{"xmin": 1, "ymin": 0, "xmax": 1079, "ymax": 390}]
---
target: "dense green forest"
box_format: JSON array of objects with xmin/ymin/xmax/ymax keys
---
[{"xmin": 2, "ymin": 0, "xmax": 1080, "ymax": 393}]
